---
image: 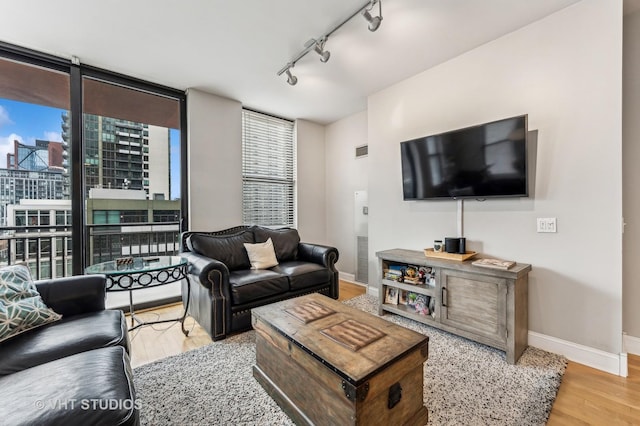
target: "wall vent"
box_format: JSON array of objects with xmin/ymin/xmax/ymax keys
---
[{"xmin": 355, "ymin": 145, "xmax": 368, "ymax": 158}]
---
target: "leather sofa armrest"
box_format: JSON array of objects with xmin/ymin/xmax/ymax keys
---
[
  {"xmin": 35, "ymin": 275, "xmax": 106, "ymax": 316},
  {"xmin": 182, "ymin": 251, "xmax": 230, "ymax": 291},
  {"xmin": 298, "ymin": 243, "xmax": 339, "ymax": 269}
]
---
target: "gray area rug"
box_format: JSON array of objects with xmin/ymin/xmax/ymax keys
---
[{"xmin": 133, "ymin": 295, "xmax": 566, "ymax": 425}]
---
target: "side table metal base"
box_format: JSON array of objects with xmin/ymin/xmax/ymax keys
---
[
  {"xmin": 126, "ymin": 275, "xmax": 191, "ymax": 336},
  {"xmin": 87, "ymin": 256, "xmax": 192, "ymax": 337}
]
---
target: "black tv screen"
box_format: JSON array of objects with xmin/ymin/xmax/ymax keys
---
[{"xmin": 401, "ymin": 115, "xmax": 528, "ymax": 200}]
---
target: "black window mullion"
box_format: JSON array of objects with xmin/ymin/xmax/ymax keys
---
[
  {"xmin": 180, "ymin": 96, "xmax": 189, "ymax": 232},
  {"xmin": 70, "ymin": 64, "xmax": 86, "ymax": 275}
]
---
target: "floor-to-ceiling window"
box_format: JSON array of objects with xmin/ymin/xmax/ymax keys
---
[
  {"xmin": 81, "ymin": 76, "xmax": 183, "ymax": 266},
  {"xmin": 0, "ymin": 42, "xmax": 187, "ymax": 279},
  {"xmin": 0, "ymin": 55, "xmax": 71, "ymax": 279}
]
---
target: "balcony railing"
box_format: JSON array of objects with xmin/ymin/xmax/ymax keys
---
[
  {"xmin": 88, "ymin": 222, "xmax": 180, "ymax": 265},
  {"xmin": 0, "ymin": 221, "xmax": 180, "ymax": 280},
  {"xmin": 0, "ymin": 225, "xmax": 72, "ymax": 280}
]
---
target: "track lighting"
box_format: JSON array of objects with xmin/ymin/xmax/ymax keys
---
[
  {"xmin": 362, "ymin": 1, "xmax": 383, "ymax": 32},
  {"xmin": 277, "ymin": 0, "xmax": 383, "ymax": 85},
  {"xmin": 314, "ymin": 38, "xmax": 330, "ymax": 63},
  {"xmin": 285, "ymin": 67, "xmax": 297, "ymax": 86}
]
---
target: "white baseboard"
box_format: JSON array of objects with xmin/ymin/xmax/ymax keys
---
[
  {"xmin": 623, "ymin": 333, "xmax": 640, "ymax": 355},
  {"xmin": 341, "ymin": 276, "xmax": 627, "ymax": 375},
  {"xmin": 368, "ymin": 286, "xmax": 379, "ymax": 298},
  {"xmin": 529, "ymin": 331, "xmax": 626, "ymax": 376},
  {"xmin": 338, "ymin": 272, "xmax": 355, "ymax": 283},
  {"xmin": 338, "ymin": 271, "xmax": 369, "ymax": 287}
]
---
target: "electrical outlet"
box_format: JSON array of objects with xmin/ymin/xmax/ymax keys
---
[{"xmin": 536, "ymin": 217, "xmax": 557, "ymax": 233}]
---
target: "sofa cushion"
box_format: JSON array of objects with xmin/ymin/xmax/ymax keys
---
[
  {"xmin": 0, "ymin": 346, "xmax": 138, "ymax": 426},
  {"xmin": 0, "ymin": 264, "xmax": 62, "ymax": 343},
  {"xmin": 229, "ymin": 269, "xmax": 289, "ymax": 305},
  {"xmin": 271, "ymin": 261, "xmax": 331, "ymax": 291},
  {"xmin": 0, "ymin": 309, "xmax": 128, "ymax": 376},
  {"xmin": 253, "ymin": 227, "xmax": 300, "ymax": 262},
  {"xmin": 243, "ymin": 238, "xmax": 279, "ymax": 269},
  {"xmin": 188, "ymin": 231, "xmax": 254, "ymax": 271}
]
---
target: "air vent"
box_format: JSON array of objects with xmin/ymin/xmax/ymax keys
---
[{"xmin": 355, "ymin": 145, "xmax": 368, "ymax": 158}]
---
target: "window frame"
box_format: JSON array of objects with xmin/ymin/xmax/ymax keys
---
[{"xmin": 0, "ymin": 41, "xmax": 188, "ymax": 275}]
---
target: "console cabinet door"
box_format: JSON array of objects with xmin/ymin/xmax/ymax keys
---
[{"xmin": 440, "ymin": 269, "xmax": 507, "ymax": 347}]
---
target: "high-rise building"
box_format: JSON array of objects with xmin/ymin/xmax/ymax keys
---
[
  {"xmin": 0, "ymin": 138, "xmax": 67, "ymax": 225},
  {"xmin": 70, "ymin": 113, "xmax": 170, "ymax": 198},
  {"xmin": 6, "ymin": 139, "xmax": 64, "ymax": 171},
  {"xmin": 0, "ymin": 169, "xmax": 66, "ymax": 224}
]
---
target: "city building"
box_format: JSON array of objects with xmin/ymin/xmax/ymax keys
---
[
  {"xmin": 6, "ymin": 139, "xmax": 64, "ymax": 171},
  {"xmin": 64, "ymin": 112, "xmax": 171, "ymax": 199},
  {"xmin": 85, "ymin": 188, "xmax": 180, "ymax": 265},
  {"xmin": 0, "ymin": 168, "xmax": 66, "ymax": 225},
  {"xmin": 1, "ymin": 189, "xmax": 180, "ymax": 278}
]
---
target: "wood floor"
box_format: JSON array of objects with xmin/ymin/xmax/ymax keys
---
[{"xmin": 127, "ymin": 281, "xmax": 640, "ymax": 425}]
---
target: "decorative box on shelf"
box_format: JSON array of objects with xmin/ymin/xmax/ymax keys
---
[{"xmin": 423, "ymin": 248, "xmax": 477, "ymax": 261}]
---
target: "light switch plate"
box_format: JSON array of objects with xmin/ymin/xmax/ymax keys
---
[{"xmin": 537, "ymin": 217, "xmax": 557, "ymax": 233}]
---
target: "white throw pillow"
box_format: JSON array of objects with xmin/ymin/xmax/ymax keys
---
[{"xmin": 243, "ymin": 238, "xmax": 279, "ymax": 270}]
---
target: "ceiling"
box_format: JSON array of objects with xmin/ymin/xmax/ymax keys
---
[{"xmin": 0, "ymin": 0, "xmax": 609, "ymax": 124}]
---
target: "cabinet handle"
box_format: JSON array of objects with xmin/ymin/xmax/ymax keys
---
[{"xmin": 441, "ymin": 287, "xmax": 447, "ymax": 307}]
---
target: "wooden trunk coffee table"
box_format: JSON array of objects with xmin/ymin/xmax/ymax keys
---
[{"xmin": 252, "ymin": 293, "xmax": 429, "ymax": 426}]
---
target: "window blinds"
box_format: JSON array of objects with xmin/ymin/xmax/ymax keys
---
[{"xmin": 242, "ymin": 109, "xmax": 295, "ymax": 227}]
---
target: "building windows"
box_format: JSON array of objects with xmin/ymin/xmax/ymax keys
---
[
  {"xmin": 153, "ymin": 209, "xmax": 178, "ymax": 222},
  {"xmin": 241, "ymin": 109, "xmax": 295, "ymax": 227}
]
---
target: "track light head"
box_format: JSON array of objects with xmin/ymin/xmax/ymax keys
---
[
  {"xmin": 362, "ymin": 0, "xmax": 383, "ymax": 32},
  {"xmin": 362, "ymin": 9, "xmax": 382, "ymax": 31},
  {"xmin": 285, "ymin": 68, "xmax": 298, "ymax": 86},
  {"xmin": 313, "ymin": 43, "xmax": 331, "ymax": 62},
  {"xmin": 314, "ymin": 39, "xmax": 331, "ymax": 63}
]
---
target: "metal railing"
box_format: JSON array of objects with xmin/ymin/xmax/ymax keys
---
[
  {"xmin": 0, "ymin": 221, "xmax": 181, "ymax": 280},
  {"xmin": 0, "ymin": 225, "xmax": 72, "ymax": 280},
  {"xmin": 88, "ymin": 221, "xmax": 180, "ymax": 265}
]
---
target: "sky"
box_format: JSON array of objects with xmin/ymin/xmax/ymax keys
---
[{"xmin": 0, "ymin": 98, "xmax": 181, "ymax": 199}]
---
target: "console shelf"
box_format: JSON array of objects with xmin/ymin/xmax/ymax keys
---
[
  {"xmin": 377, "ymin": 248, "xmax": 531, "ymax": 364},
  {"xmin": 381, "ymin": 303, "xmax": 438, "ymax": 323},
  {"xmin": 381, "ymin": 279, "xmax": 435, "ymax": 296}
]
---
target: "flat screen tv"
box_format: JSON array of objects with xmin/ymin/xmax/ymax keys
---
[{"xmin": 400, "ymin": 115, "xmax": 528, "ymax": 200}]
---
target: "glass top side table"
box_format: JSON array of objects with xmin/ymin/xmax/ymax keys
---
[{"xmin": 86, "ymin": 255, "xmax": 191, "ymax": 335}]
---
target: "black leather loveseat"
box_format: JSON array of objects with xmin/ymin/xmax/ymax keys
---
[
  {"xmin": 180, "ymin": 226, "xmax": 339, "ymax": 340},
  {"xmin": 0, "ymin": 274, "xmax": 139, "ymax": 426}
]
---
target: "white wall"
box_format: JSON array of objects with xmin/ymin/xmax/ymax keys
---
[
  {"xmin": 325, "ymin": 111, "xmax": 368, "ymax": 276},
  {"xmin": 623, "ymin": 9, "xmax": 640, "ymax": 344},
  {"xmin": 296, "ymin": 119, "xmax": 327, "ymax": 244},
  {"xmin": 359, "ymin": 1, "xmax": 623, "ymax": 358},
  {"xmin": 186, "ymin": 89, "xmax": 243, "ymax": 230}
]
